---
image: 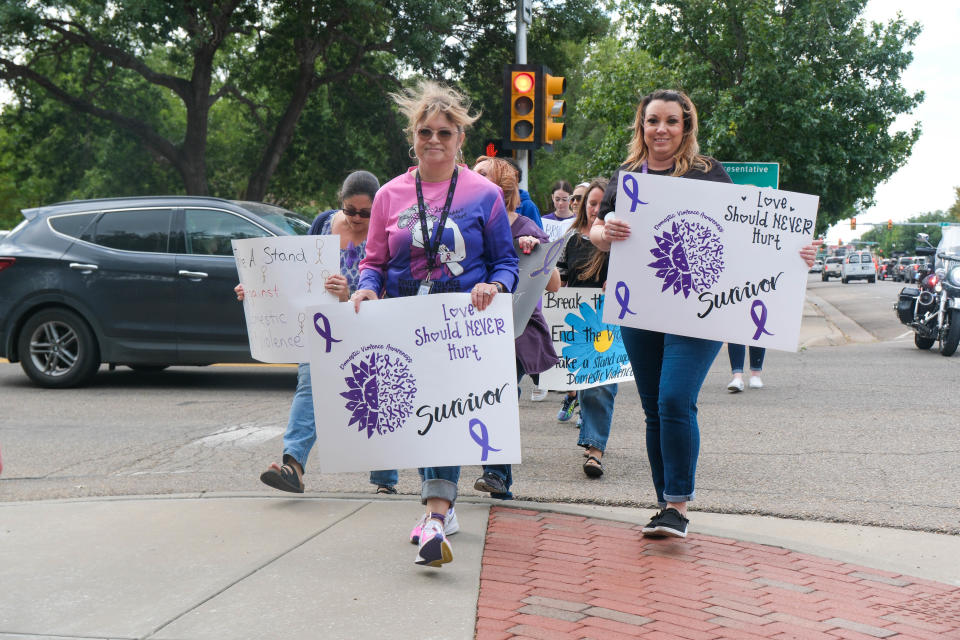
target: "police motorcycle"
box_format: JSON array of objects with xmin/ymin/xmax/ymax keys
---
[{"xmin": 894, "ymin": 232, "xmax": 960, "ymax": 356}]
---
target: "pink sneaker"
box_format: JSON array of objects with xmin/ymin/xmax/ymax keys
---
[
  {"xmin": 409, "ymin": 507, "xmax": 459, "ymax": 544},
  {"xmin": 414, "ymin": 518, "xmax": 453, "ymax": 567}
]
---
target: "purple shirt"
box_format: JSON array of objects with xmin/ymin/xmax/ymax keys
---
[{"xmin": 358, "ymin": 167, "xmax": 518, "ymax": 298}]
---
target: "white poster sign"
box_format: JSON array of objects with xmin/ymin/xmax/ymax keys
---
[
  {"xmin": 232, "ymin": 235, "xmax": 340, "ymax": 363},
  {"xmin": 305, "ymin": 293, "xmax": 520, "ymax": 473},
  {"xmin": 604, "ymin": 172, "xmax": 819, "ymax": 352},
  {"xmin": 512, "ymin": 235, "xmax": 566, "ymax": 336},
  {"xmin": 541, "ymin": 218, "xmax": 575, "ymax": 242},
  {"xmin": 537, "ymin": 288, "xmax": 634, "ymax": 391}
]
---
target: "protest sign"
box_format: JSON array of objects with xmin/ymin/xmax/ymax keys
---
[
  {"xmin": 232, "ymin": 235, "xmax": 340, "ymax": 363},
  {"xmin": 305, "ymin": 293, "xmax": 520, "ymax": 473},
  {"xmin": 512, "ymin": 235, "xmax": 565, "ymax": 336},
  {"xmin": 541, "ymin": 217, "xmax": 575, "ymax": 243},
  {"xmin": 604, "ymin": 172, "xmax": 819, "ymax": 351},
  {"xmin": 536, "ymin": 288, "xmax": 634, "ymax": 391}
]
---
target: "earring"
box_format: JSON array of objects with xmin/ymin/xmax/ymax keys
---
[
  {"xmin": 408, "ymin": 145, "xmax": 417, "ymax": 161},
  {"xmin": 456, "ymin": 147, "xmax": 464, "ymax": 165}
]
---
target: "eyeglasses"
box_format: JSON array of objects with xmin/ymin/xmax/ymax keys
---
[
  {"xmin": 343, "ymin": 207, "xmax": 371, "ymax": 218},
  {"xmin": 570, "ymin": 195, "xmax": 583, "ymax": 202},
  {"xmin": 416, "ymin": 127, "xmax": 456, "ymax": 141},
  {"xmin": 553, "ymin": 196, "xmax": 569, "ymax": 202}
]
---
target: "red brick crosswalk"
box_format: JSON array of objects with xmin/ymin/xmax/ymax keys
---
[{"xmin": 475, "ymin": 507, "xmax": 960, "ymax": 640}]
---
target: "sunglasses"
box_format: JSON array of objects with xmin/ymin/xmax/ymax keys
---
[
  {"xmin": 416, "ymin": 127, "xmax": 456, "ymax": 141},
  {"xmin": 570, "ymin": 195, "xmax": 583, "ymax": 202},
  {"xmin": 343, "ymin": 207, "xmax": 371, "ymax": 218}
]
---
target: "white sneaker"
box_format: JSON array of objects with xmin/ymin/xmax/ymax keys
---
[
  {"xmin": 414, "ymin": 518, "xmax": 453, "ymax": 567},
  {"xmin": 409, "ymin": 507, "xmax": 459, "ymax": 544},
  {"xmin": 749, "ymin": 376, "xmax": 764, "ymax": 389},
  {"xmin": 727, "ymin": 377, "xmax": 744, "ymax": 392},
  {"xmin": 530, "ymin": 387, "xmax": 548, "ymax": 402}
]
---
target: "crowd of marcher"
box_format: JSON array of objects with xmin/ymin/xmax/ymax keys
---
[{"xmin": 244, "ymin": 81, "xmax": 820, "ymax": 568}]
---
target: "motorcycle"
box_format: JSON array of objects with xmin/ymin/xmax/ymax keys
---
[{"xmin": 894, "ymin": 233, "xmax": 960, "ymax": 356}]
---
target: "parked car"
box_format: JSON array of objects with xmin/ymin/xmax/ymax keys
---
[
  {"xmin": 0, "ymin": 196, "xmax": 310, "ymax": 387},
  {"xmin": 902, "ymin": 256, "xmax": 929, "ymax": 284},
  {"xmin": 809, "ymin": 259, "xmax": 824, "ymax": 274},
  {"xmin": 894, "ymin": 256, "xmax": 915, "ymax": 282},
  {"xmin": 840, "ymin": 251, "xmax": 876, "ymax": 283},
  {"xmin": 821, "ymin": 256, "xmax": 843, "ymax": 281}
]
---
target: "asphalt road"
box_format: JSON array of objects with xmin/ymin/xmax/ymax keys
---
[{"xmin": 2, "ymin": 276, "xmax": 958, "ymax": 533}]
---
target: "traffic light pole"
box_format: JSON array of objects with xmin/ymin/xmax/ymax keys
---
[{"xmin": 515, "ymin": 0, "xmax": 530, "ymax": 191}]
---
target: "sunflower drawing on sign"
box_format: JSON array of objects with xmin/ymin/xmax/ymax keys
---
[
  {"xmin": 560, "ymin": 296, "xmax": 627, "ymax": 379},
  {"xmin": 648, "ymin": 217, "xmax": 724, "ymax": 298},
  {"xmin": 340, "ymin": 349, "xmax": 418, "ymax": 438}
]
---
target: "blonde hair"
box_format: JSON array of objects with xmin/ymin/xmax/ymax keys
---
[
  {"xmin": 625, "ymin": 89, "xmax": 712, "ymax": 176},
  {"xmin": 473, "ymin": 155, "xmax": 520, "ymax": 212},
  {"xmin": 391, "ymin": 79, "xmax": 480, "ymax": 143}
]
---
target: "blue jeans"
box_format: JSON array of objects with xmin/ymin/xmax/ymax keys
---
[
  {"xmin": 727, "ymin": 344, "xmax": 765, "ymax": 373},
  {"xmin": 284, "ymin": 363, "xmax": 397, "ymax": 487},
  {"xmin": 481, "ymin": 362, "xmax": 530, "ymax": 500},
  {"xmin": 418, "ymin": 466, "xmax": 460, "ymax": 505},
  {"xmin": 620, "ymin": 328, "xmax": 721, "ymax": 506},
  {"xmin": 577, "ymin": 383, "xmax": 618, "ymax": 453}
]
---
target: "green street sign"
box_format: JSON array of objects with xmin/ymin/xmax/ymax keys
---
[{"xmin": 722, "ymin": 162, "xmax": 779, "ymax": 189}]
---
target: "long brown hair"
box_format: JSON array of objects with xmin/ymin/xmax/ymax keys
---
[
  {"xmin": 575, "ymin": 177, "xmax": 610, "ymax": 284},
  {"xmin": 624, "ymin": 89, "xmax": 712, "ymax": 176}
]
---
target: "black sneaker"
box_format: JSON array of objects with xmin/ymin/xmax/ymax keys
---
[
  {"xmin": 642, "ymin": 507, "xmax": 688, "ymax": 538},
  {"xmin": 474, "ymin": 471, "xmax": 507, "ymax": 495}
]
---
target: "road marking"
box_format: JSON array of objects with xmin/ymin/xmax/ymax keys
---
[{"xmin": 193, "ymin": 424, "xmax": 286, "ymax": 447}]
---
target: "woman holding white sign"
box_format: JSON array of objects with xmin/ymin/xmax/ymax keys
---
[
  {"xmin": 351, "ymin": 80, "xmax": 518, "ymax": 568},
  {"xmin": 592, "ymin": 90, "xmax": 820, "ymax": 539},
  {"xmin": 236, "ymin": 171, "xmax": 399, "ymax": 495}
]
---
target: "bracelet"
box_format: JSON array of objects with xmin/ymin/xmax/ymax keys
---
[{"xmin": 490, "ymin": 281, "xmax": 506, "ymax": 293}]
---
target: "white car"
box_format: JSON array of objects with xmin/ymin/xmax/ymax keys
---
[
  {"xmin": 821, "ymin": 257, "xmax": 843, "ymax": 281},
  {"xmin": 841, "ymin": 251, "xmax": 876, "ymax": 283},
  {"xmin": 809, "ymin": 259, "xmax": 824, "ymax": 273}
]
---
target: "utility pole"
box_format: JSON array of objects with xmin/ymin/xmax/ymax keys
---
[{"xmin": 515, "ymin": 0, "xmax": 531, "ymax": 191}]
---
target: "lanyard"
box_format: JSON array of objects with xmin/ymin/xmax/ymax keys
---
[
  {"xmin": 415, "ymin": 167, "xmax": 459, "ymax": 272},
  {"xmin": 640, "ymin": 161, "xmax": 648, "ymax": 173}
]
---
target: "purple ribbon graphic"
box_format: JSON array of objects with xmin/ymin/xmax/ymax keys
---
[
  {"xmin": 622, "ymin": 174, "xmax": 648, "ymax": 213},
  {"xmin": 614, "ymin": 281, "xmax": 637, "ymax": 319},
  {"xmin": 750, "ymin": 299, "xmax": 774, "ymax": 340},
  {"xmin": 313, "ymin": 312, "xmax": 343, "ymax": 352},
  {"xmin": 469, "ymin": 418, "xmax": 501, "ymax": 462},
  {"xmin": 530, "ymin": 238, "xmax": 563, "ymax": 278}
]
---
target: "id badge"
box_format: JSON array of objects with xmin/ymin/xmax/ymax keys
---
[{"xmin": 417, "ymin": 278, "xmax": 432, "ymax": 296}]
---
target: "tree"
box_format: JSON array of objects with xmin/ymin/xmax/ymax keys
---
[
  {"xmin": 0, "ymin": 0, "xmax": 460, "ymax": 200},
  {"xmin": 611, "ymin": 0, "xmax": 923, "ymax": 234}
]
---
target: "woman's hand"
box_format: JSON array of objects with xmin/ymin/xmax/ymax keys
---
[
  {"xmin": 517, "ymin": 235, "xmax": 539, "ymax": 255},
  {"xmin": 471, "ymin": 282, "xmax": 500, "ymax": 311},
  {"xmin": 325, "ymin": 273, "xmax": 350, "ymax": 302},
  {"xmin": 351, "ymin": 288, "xmax": 377, "ymax": 313},
  {"xmin": 234, "ymin": 284, "xmax": 245, "ymax": 301},
  {"xmin": 603, "ymin": 216, "xmax": 631, "ymax": 242},
  {"xmin": 799, "ymin": 239, "xmax": 824, "ymax": 268}
]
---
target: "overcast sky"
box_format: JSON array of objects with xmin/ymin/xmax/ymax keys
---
[{"xmin": 825, "ymin": 0, "xmax": 960, "ymax": 243}]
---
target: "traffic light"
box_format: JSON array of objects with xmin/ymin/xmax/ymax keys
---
[
  {"xmin": 503, "ymin": 64, "xmax": 537, "ymax": 148},
  {"xmin": 483, "ymin": 139, "xmax": 506, "ymax": 158},
  {"xmin": 540, "ymin": 70, "xmax": 566, "ymax": 146},
  {"xmin": 888, "ymin": 219, "xmax": 893, "ymax": 230},
  {"xmin": 850, "ymin": 217, "xmax": 856, "ymax": 230}
]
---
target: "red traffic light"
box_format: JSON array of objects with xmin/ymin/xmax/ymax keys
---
[{"xmin": 513, "ymin": 72, "xmax": 534, "ymax": 94}]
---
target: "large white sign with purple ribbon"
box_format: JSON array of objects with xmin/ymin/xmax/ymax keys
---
[
  {"xmin": 232, "ymin": 235, "xmax": 340, "ymax": 363},
  {"xmin": 512, "ymin": 235, "xmax": 566, "ymax": 336},
  {"xmin": 304, "ymin": 293, "xmax": 520, "ymax": 473},
  {"xmin": 604, "ymin": 172, "xmax": 819, "ymax": 352},
  {"xmin": 537, "ymin": 288, "xmax": 634, "ymax": 391}
]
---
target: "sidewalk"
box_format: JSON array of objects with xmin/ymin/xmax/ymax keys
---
[{"xmin": 1, "ymin": 493, "xmax": 959, "ymax": 640}]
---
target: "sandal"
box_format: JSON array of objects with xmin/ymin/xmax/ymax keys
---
[
  {"xmin": 260, "ymin": 455, "xmax": 304, "ymax": 493},
  {"xmin": 376, "ymin": 484, "xmax": 398, "ymax": 495},
  {"xmin": 583, "ymin": 455, "xmax": 604, "ymax": 478}
]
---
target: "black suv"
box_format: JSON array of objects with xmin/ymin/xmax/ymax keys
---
[{"xmin": 0, "ymin": 196, "xmax": 309, "ymax": 387}]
